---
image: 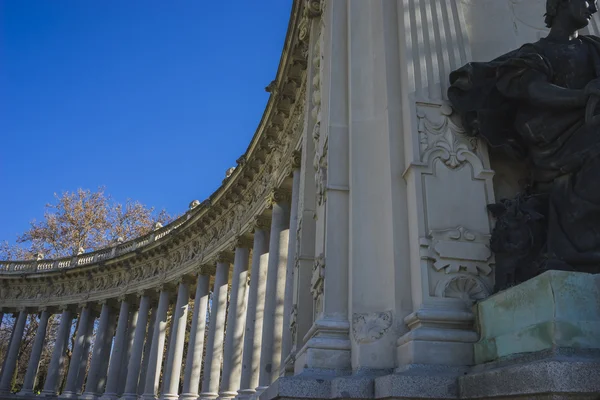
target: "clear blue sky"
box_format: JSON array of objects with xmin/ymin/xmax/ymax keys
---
[{"xmin": 0, "ymin": 1, "xmax": 293, "ymax": 245}]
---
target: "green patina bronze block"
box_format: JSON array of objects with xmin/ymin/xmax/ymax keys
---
[{"xmin": 474, "ymin": 270, "xmax": 600, "ymax": 364}]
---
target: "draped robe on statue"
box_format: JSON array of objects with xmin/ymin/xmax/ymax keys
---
[{"xmin": 449, "ymin": 35, "xmax": 600, "ymax": 272}]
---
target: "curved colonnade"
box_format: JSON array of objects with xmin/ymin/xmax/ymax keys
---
[{"xmin": 0, "ymin": 1, "xmax": 317, "ymax": 399}]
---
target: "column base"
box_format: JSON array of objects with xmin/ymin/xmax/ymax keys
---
[
  {"xmin": 235, "ymin": 388, "xmax": 256, "ymax": 400},
  {"xmin": 16, "ymin": 389, "xmax": 35, "ymax": 397},
  {"xmin": 57, "ymin": 391, "xmax": 80, "ymax": 399},
  {"xmin": 120, "ymin": 393, "xmax": 141, "ymax": 400},
  {"xmin": 158, "ymin": 394, "xmax": 179, "ymax": 400},
  {"xmin": 78, "ymin": 392, "xmax": 100, "ymax": 400},
  {"xmin": 396, "ymin": 306, "xmax": 478, "ymax": 367},
  {"xmin": 177, "ymin": 393, "xmax": 199, "ymax": 400},
  {"xmin": 40, "ymin": 390, "xmax": 59, "ymax": 397},
  {"xmin": 139, "ymin": 393, "xmax": 158, "ymax": 400},
  {"xmin": 99, "ymin": 392, "xmax": 119, "ymax": 400},
  {"xmin": 295, "ymin": 318, "xmax": 351, "ymax": 373},
  {"xmin": 218, "ymin": 391, "xmax": 237, "ymax": 400},
  {"xmin": 197, "ymin": 392, "xmax": 218, "ymax": 400}
]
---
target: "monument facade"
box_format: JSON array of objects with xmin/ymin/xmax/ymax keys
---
[{"xmin": 0, "ymin": 1, "xmax": 598, "ymax": 399}]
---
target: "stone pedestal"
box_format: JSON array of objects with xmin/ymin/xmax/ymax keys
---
[{"xmin": 475, "ymin": 271, "xmax": 600, "ymax": 364}]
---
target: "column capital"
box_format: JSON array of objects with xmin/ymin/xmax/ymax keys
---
[
  {"xmin": 306, "ymin": 0, "xmax": 323, "ymax": 18},
  {"xmin": 234, "ymin": 235, "xmax": 254, "ymax": 249},
  {"xmin": 198, "ymin": 263, "xmax": 216, "ymax": 276},
  {"xmin": 253, "ymin": 215, "xmax": 272, "ymax": 232},
  {"xmin": 292, "ymin": 150, "xmax": 302, "ymax": 169},
  {"xmin": 267, "ymin": 188, "xmax": 292, "ymax": 208},
  {"xmin": 216, "ymin": 252, "xmax": 234, "ymax": 265}
]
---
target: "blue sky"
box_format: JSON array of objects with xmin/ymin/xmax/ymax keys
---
[{"xmin": 0, "ymin": 1, "xmax": 293, "ymax": 245}]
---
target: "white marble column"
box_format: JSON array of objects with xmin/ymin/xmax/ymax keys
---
[
  {"xmin": 101, "ymin": 298, "xmax": 130, "ymax": 400},
  {"xmin": 41, "ymin": 308, "xmax": 73, "ymax": 396},
  {"xmin": 199, "ymin": 256, "xmax": 231, "ymax": 400},
  {"xmin": 59, "ymin": 304, "xmax": 93, "ymax": 398},
  {"xmin": 141, "ymin": 289, "xmax": 171, "ymax": 400},
  {"xmin": 81, "ymin": 302, "xmax": 116, "ymax": 400},
  {"xmin": 19, "ymin": 309, "xmax": 50, "ymax": 396},
  {"xmin": 117, "ymin": 309, "xmax": 138, "ymax": 395},
  {"xmin": 238, "ymin": 220, "xmax": 270, "ymax": 400},
  {"xmin": 280, "ymin": 164, "xmax": 301, "ymax": 375},
  {"xmin": 160, "ymin": 280, "xmax": 190, "ymax": 400},
  {"xmin": 137, "ymin": 306, "xmax": 156, "ymax": 396},
  {"xmin": 0, "ymin": 310, "xmax": 27, "ymax": 394},
  {"xmin": 258, "ymin": 190, "xmax": 290, "ymax": 391},
  {"xmin": 219, "ymin": 241, "xmax": 251, "ymax": 399},
  {"xmin": 179, "ymin": 273, "xmax": 210, "ymax": 400},
  {"xmin": 122, "ymin": 294, "xmax": 151, "ymax": 400}
]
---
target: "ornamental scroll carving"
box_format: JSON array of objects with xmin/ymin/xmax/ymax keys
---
[
  {"xmin": 428, "ymin": 226, "xmax": 493, "ymax": 276},
  {"xmin": 311, "ymin": 253, "xmax": 325, "ymax": 315},
  {"xmin": 435, "ymin": 274, "xmax": 490, "ymax": 305}
]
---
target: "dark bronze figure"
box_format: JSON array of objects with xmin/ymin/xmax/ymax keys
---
[{"xmin": 449, "ymin": 0, "xmax": 600, "ymax": 290}]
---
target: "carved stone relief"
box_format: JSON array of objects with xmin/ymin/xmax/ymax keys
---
[{"xmin": 352, "ymin": 311, "xmax": 393, "ymax": 344}]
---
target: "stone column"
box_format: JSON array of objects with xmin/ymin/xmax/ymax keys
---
[
  {"xmin": 100, "ymin": 297, "xmax": 130, "ymax": 400},
  {"xmin": 80, "ymin": 302, "xmax": 116, "ymax": 400},
  {"xmin": 41, "ymin": 308, "xmax": 73, "ymax": 396},
  {"xmin": 0, "ymin": 310, "xmax": 27, "ymax": 394},
  {"xmin": 280, "ymin": 163, "xmax": 301, "ymax": 375},
  {"xmin": 59, "ymin": 304, "xmax": 93, "ymax": 398},
  {"xmin": 219, "ymin": 241, "xmax": 251, "ymax": 399},
  {"xmin": 117, "ymin": 308, "xmax": 138, "ymax": 395},
  {"xmin": 257, "ymin": 189, "xmax": 290, "ymax": 391},
  {"xmin": 137, "ymin": 307, "xmax": 157, "ymax": 395},
  {"xmin": 76, "ymin": 311, "xmax": 96, "ymax": 392},
  {"xmin": 179, "ymin": 273, "xmax": 210, "ymax": 400},
  {"xmin": 238, "ymin": 220, "xmax": 270, "ymax": 400},
  {"xmin": 141, "ymin": 289, "xmax": 171, "ymax": 400},
  {"xmin": 121, "ymin": 294, "xmax": 151, "ymax": 400},
  {"xmin": 19, "ymin": 309, "xmax": 50, "ymax": 396},
  {"xmin": 160, "ymin": 280, "xmax": 190, "ymax": 400},
  {"xmin": 199, "ymin": 256, "xmax": 231, "ymax": 400}
]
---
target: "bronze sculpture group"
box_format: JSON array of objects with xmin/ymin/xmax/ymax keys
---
[{"xmin": 449, "ymin": 0, "xmax": 600, "ymax": 289}]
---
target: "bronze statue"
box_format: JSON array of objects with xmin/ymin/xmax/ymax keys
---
[{"xmin": 449, "ymin": 0, "xmax": 600, "ymax": 290}]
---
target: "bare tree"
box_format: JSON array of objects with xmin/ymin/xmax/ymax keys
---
[{"xmin": 1, "ymin": 186, "xmax": 174, "ymax": 260}]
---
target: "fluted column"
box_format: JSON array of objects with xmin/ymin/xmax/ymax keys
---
[
  {"xmin": 160, "ymin": 280, "xmax": 190, "ymax": 400},
  {"xmin": 141, "ymin": 289, "xmax": 171, "ymax": 400},
  {"xmin": 19, "ymin": 309, "xmax": 50, "ymax": 396},
  {"xmin": 179, "ymin": 273, "xmax": 210, "ymax": 400},
  {"xmin": 219, "ymin": 241, "xmax": 251, "ymax": 399},
  {"xmin": 258, "ymin": 190, "xmax": 291, "ymax": 391},
  {"xmin": 81, "ymin": 302, "xmax": 116, "ymax": 400},
  {"xmin": 281, "ymin": 163, "xmax": 301, "ymax": 375},
  {"xmin": 137, "ymin": 307, "xmax": 156, "ymax": 395},
  {"xmin": 122, "ymin": 294, "xmax": 151, "ymax": 400},
  {"xmin": 117, "ymin": 309, "xmax": 138, "ymax": 395},
  {"xmin": 59, "ymin": 304, "xmax": 93, "ymax": 398},
  {"xmin": 199, "ymin": 256, "xmax": 231, "ymax": 400},
  {"xmin": 101, "ymin": 298, "xmax": 130, "ymax": 400},
  {"xmin": 41, "ymin": 307, "xmax": 73, "ymax": 396},
  {"xmin": 0, "ymin": 310, "xmax": 28, "ymax": 394},
  {"xmin": 238, "ymin": 220, "xmax": 270, "ymax": 400}
]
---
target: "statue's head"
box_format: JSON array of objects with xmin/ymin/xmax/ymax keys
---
[{"xmin": 545, "ymin": 0, "xmax": 598, "ymax": 28}]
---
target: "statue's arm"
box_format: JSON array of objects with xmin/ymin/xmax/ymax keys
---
[{"xmin": 526, "ymin": 77, "xmax": 588, "ymax": 109}]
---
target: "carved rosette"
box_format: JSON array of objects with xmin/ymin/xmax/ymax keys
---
[
  {"xmin": 352, "ymin": 311, "xmax": 393, "ymax": 344},
  {"xmin": 311, "ymin": 253, "xmax": 325, "ymax": 315}
]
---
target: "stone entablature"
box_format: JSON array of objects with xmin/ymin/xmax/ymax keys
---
[{"xmin": 0, "ymin": 0, "xmax": 311, "ymax": 310}]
